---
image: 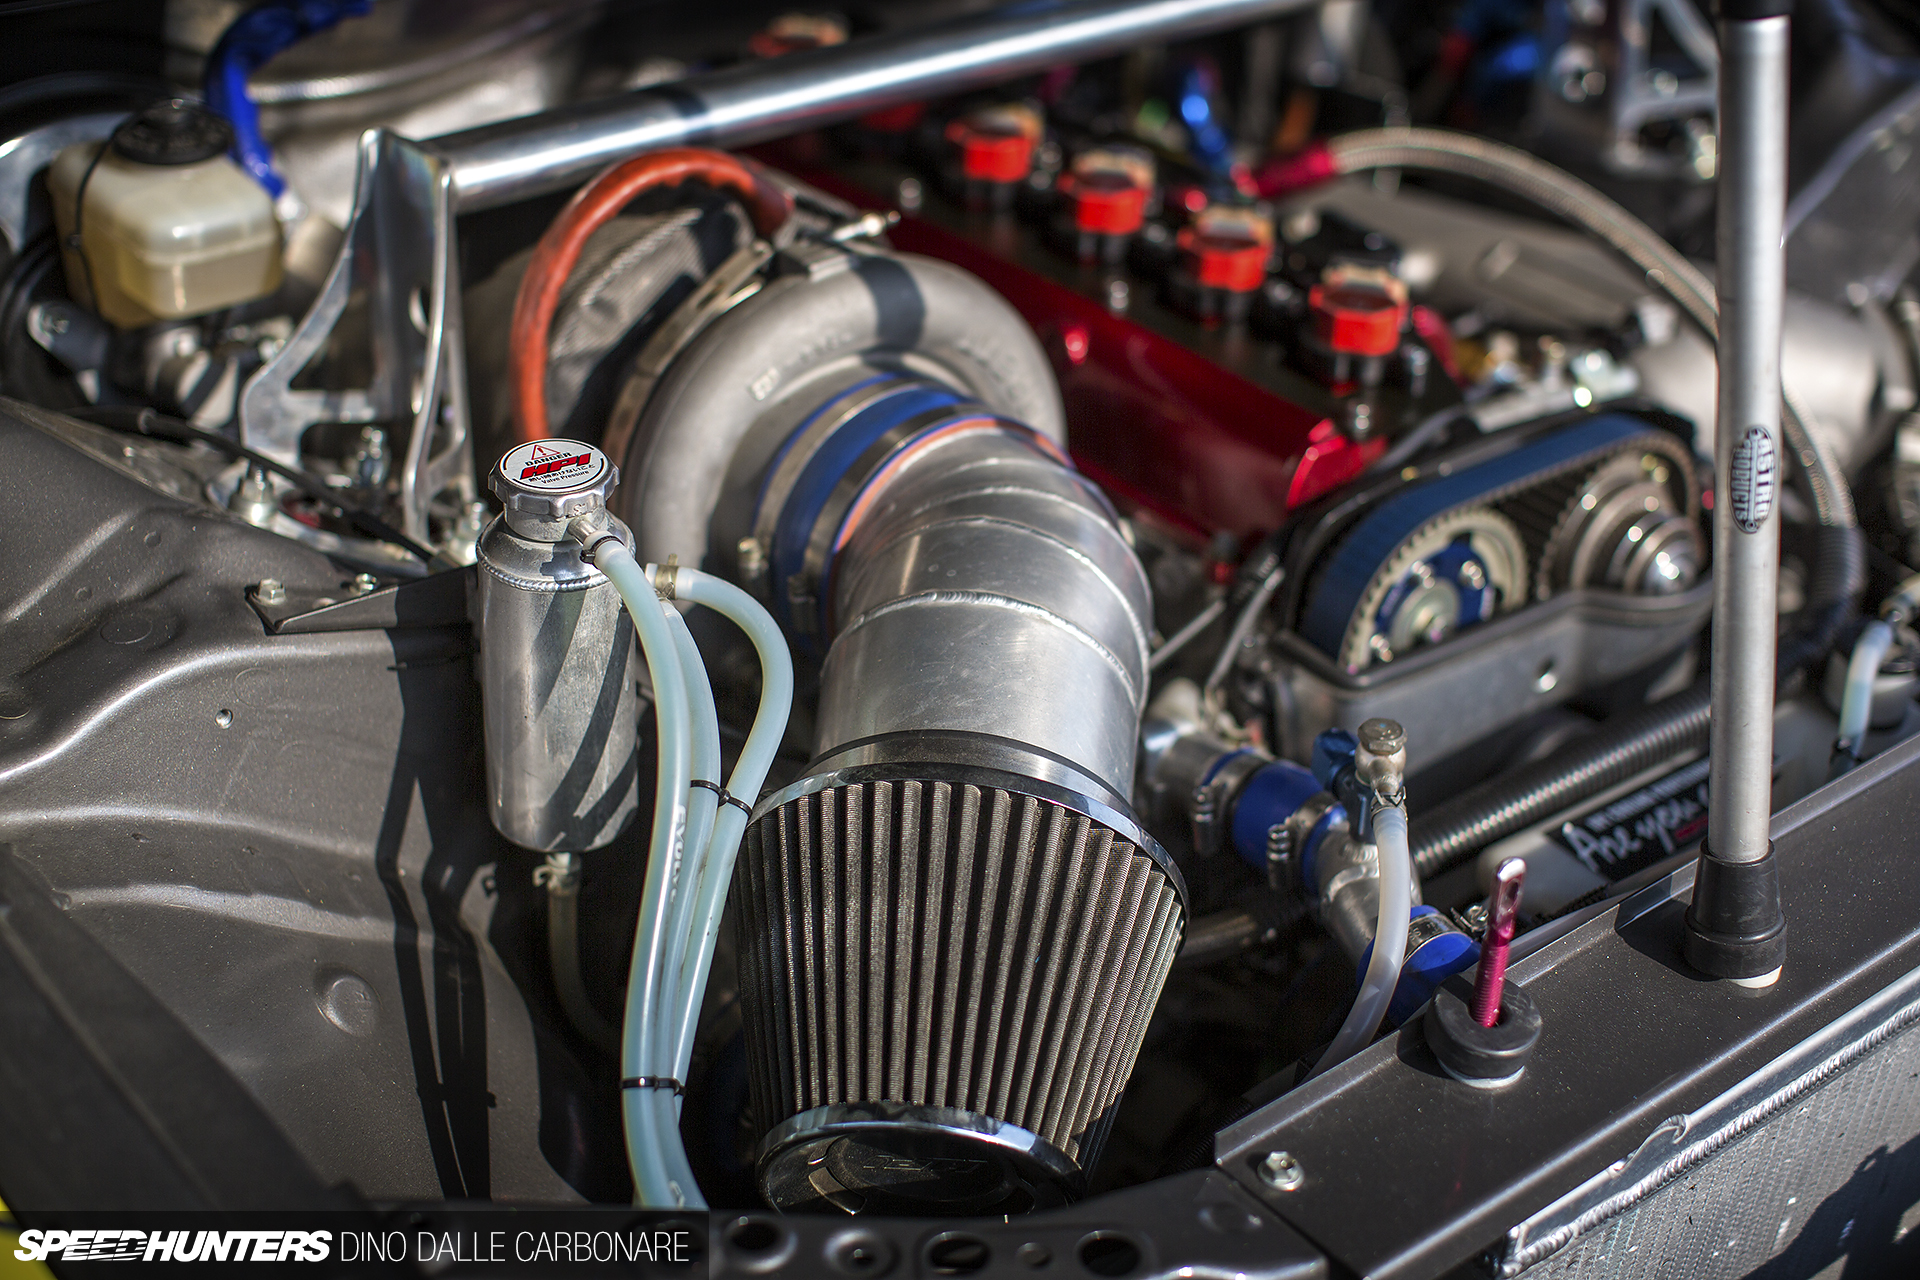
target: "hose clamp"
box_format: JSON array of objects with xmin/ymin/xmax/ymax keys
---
[
  {"xmin": 1284, "ymin": 790, "xmax": 1346, "ymax": 889},
  {"xmin": 1190, "ymin": 749, "xmax": 1266, "ymax": 860},
  {"xmin": 1264, "ymin": 823, "xmax": 1293, "ymax": 892},
  {"xmin": 560, "ymin": 514, "xmax": 629, "ymax": 568},
  {"xmin": 569, "ymin": 522, "xmax": 625, "ymax": 566},
  {"xmin": 532, "ymin": 851, "xmax": 581, "ymax": 890},
  {"xmin": 1405, "ymin": 909, "xmax": 1456, "ymax": 954}
]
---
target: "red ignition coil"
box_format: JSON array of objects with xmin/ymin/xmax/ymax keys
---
[
  {"xmin": 1305, "ymin": 262, "xmax": 1410, "ymax": 399},
  {"xmin": 944, "ymin": 103, "xmax": 1042, "ymax": 210},
  {"xmin": 1309, "ymin": 264, "xmax": 1409, "ymax": 358},
  {"xmin": 1171, "ymin": 205, "xmax": 1274, "ymax": 325},
  {"xmin": 1056, "ymin": 146, "xmax": 1154, "ymax": 265}
]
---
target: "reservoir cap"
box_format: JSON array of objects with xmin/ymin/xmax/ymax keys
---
[
  {"xmin": 491, "ymin": 440, "xmax": 617, "ymax": 540},
  {"xmin": 113, "ymin": 99, "xmax": 234, "ymax": 167}
]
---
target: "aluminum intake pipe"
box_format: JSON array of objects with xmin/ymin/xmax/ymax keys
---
[
  {"xmin": 811, "ymin": 411, "xmax": 1151, "ymax": 804},
  {"xmin": 735, "ymin": 379, "xmax": 1183, "ymax": 1216}
]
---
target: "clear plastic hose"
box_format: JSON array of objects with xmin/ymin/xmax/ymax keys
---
[
  {"xmin": 651, "ymin": 572, "xmax": 794, "ymax": 1208},
  {"xmin": 596, "ymin": 547, "xmax": 793, "ymax": 1210},
  {"xmin": 653, "ymin": 608, "xmax": 723, "ymax": 1203},
  {"xmin": 671, "ymin": 612, "xmax": 721, "ymax": 899},
  {"xmin": 661, "ymin": 609, "xmax": 721, "ymax": 1022},
  {"xmin": 1304, "ymin": 803, "xmax": 1412, "ymax": 1081},
  {"xmin": 542, "ymin": 854, "xmax": 620, "ymax": 1058},
  {"xmin": 1837, "ymin": 620, "xmax": 1895, "ymax": 763},
  {"xmin": 667, "ymin": 568, "xmax": 795, "ymax": 1081},
  {"xmin": 595, "ymin": 544, "xmax": 692, "ymax": 1207}
]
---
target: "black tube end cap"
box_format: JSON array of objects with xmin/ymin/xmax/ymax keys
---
[
  {"xmin": 1684, "ymin": 842, "xmax": 1786, "ymax": 983},
  {"xmin": 1424, "ymin": 977, "xmax": 1541, "ymax": 1087}
]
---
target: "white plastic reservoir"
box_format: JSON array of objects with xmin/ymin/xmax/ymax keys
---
[{"xmin": 49, "ymin": 101, "xmax": 282, "ymax": 329}]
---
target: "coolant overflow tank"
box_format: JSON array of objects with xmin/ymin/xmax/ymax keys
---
[
  {"xmin": 49, "ymin": 100, "xmax": 282, "ymax": 329},
  {"xmin": 477, "ymin": 441, "xmax": 639, "ymax": 852}
]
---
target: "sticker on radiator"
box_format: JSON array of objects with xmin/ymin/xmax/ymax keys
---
[
  {"xmin": 1545, "ymin": 756, "xmax": 1710, "ymax": 878},
  {"xmin": 1730, "ymin": 425, "xmax": 1777, "ymax": 534},
  {"xmin": 502, "ymin": 440, "xmax": 608, "ymax": 489}
]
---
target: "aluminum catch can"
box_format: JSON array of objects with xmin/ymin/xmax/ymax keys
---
[{"xmin": 477, "ymin": 440, "xmax": 639, "ymax": 851}]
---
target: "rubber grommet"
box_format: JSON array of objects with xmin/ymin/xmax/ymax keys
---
[{"xmin": 1424, "ymin": 976, "xmax": 1541, "ymax": 1086}]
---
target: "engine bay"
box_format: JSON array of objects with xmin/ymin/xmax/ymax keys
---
[{"xmin": 7, "ymin": 1, "xmax": 1920, "ymax": 1275}]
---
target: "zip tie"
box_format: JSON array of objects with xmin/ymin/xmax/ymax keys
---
[
  {"xmin": 690, "ymin": 778, "xmax": 753, "ymax": 817},
  {"xmin": 621, "ymin": 1076, "xmax": 685, "ymax": 1096}
]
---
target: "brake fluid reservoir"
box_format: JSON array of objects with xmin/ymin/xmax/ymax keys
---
[
  {"xmin": 49, "ymin": 99, "xmax": 282, "ymax": 329},
  {"xmin": 478, "ymin": 441, "xmax": 640, "ymax": 852}
]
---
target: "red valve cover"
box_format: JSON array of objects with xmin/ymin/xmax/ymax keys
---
[{"xmin": 754, "ymin": 153, "xmax": 1393, "ymax": 542}]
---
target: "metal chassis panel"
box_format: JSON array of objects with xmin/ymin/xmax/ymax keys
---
[{"xmin": 1216, "ymin": 725, "xmax": 1920, "ymax": 1279}]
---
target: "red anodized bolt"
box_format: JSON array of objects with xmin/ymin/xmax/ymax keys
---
[{"xmin": 1471, "ymin": 857, "xmax": 1526, "ymax": 1027}]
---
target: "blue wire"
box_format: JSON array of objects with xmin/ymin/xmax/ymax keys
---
[
  {"xmin": 1177, "ymin": 64, "xmax": 1233, "ymax": 175},
  {"xmin": 203, "ymin": 0, "xmax": 373, "ymax": 199}
]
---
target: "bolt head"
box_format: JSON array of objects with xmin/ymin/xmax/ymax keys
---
[
  {"xmin": 1345, "ymin": 399, "xmax": 1375, "ymax": 439},
  {"xmin": 1258, "ymin": 1150, "xmax": 1305, "ymax": 1191},
  {"xmin": 1357, "ymin": 718, "xmax": 1405, "ymax": 756},
  {"xmin": 351, "ymin": 573, "xmax": 378, "ymax": 595},
  {"xmin": 256, "ymin": 578, "xmax": 286, "ymax": 605}
]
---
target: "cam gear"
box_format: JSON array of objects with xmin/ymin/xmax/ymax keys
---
[{"xmin": 1336, "ymin": 505, "xmax": 1528, "ymax": 672}]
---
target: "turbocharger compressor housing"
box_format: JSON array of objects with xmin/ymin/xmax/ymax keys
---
[{"xmin": 615, "ymin": 243, "xmax": 1184, "ymax": 1215}]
